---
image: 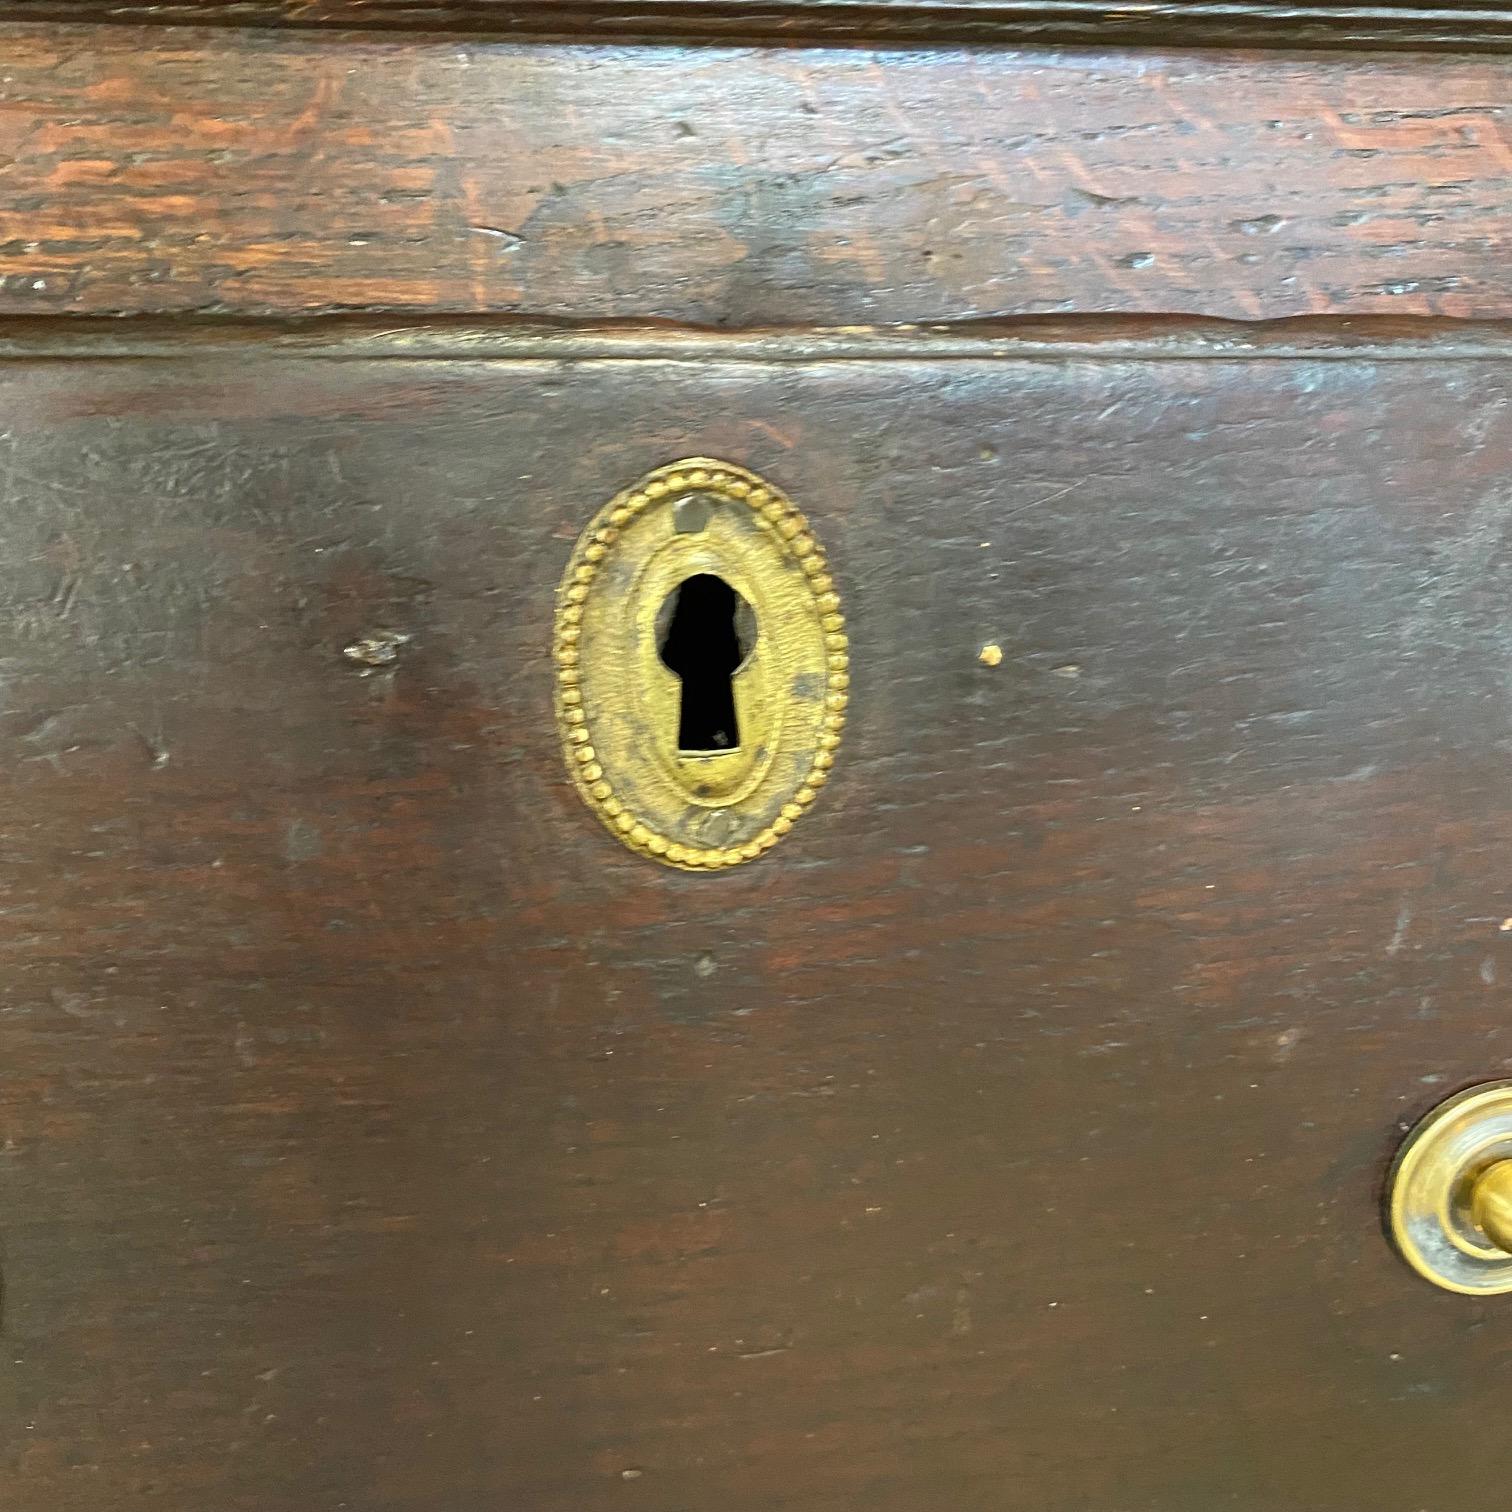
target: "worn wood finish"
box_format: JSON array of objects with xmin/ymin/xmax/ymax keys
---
[
  {"xmin": 6, "ymin": 0, "xmax": 1512, "ymax": 50},
  {"xmin": 0, "ymin": 29, "xmax": 1509, "ymax": 322},
  {"xmin": 2, "ymin": 323, "xmax": 1512, "ymax": 1509}
]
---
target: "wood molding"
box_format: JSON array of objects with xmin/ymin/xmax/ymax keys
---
[
  {"xmin": 1, "ymin": 0, "xmax": 1512, "ymax": 50},
  {"xmin": 3, "ymin": 312, "xmax": 1512, "ymax": 361},
  {"xmin": 0, "ymin": 30, "xmax": 1508, "ymax": 324}
]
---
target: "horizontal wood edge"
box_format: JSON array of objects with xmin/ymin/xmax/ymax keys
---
[
  {"xmin": 4, "ymin": 0, "xmax": 1512, "ymax": 49},
  {"xmin": 5, "ymin": 313, "xmax": 1512, "ymax": 360},
  {"xmin": 3, "ymin": 34, "xmax": 1506, "ymax": 324}
]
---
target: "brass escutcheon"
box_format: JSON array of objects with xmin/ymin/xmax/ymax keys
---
[
  {"xmin": 554, "ymin": 459, "xmax": 846, "ymax": 870},
  {"xmin": 1389, "ymin": 1081, "xmax": 1512, "ymax": 1294}
]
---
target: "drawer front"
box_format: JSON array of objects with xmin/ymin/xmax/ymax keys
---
[{"xmin": 3, "ymin": 325, "xmax": 1510, "ymax": 1510}]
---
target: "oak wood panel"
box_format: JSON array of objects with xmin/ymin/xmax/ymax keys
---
[
  {"xmin": 2, "ymin": 324, "xmax": 1512, "ymax": 1510},
  {"xmin": 6, "ymin": 0, "xmax": 1512, "ymax": 50},
  {"xmin": 0, "ymin": 29, "xmax": 1509, "ymax": 321}
]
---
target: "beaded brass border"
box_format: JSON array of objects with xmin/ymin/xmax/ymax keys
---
[{"xmin": 554, "ymin": 458, "xmax": 847, "ymax": 871}]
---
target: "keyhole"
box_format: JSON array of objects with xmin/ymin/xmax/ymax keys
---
[{"xmin": 656, "ymin": 574, "xmax": 755, "ymax": 753}]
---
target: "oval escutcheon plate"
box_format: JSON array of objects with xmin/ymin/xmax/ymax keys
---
[{"xmin": 555, "ymin": 459, "xmax": 847, "ymax": 870}]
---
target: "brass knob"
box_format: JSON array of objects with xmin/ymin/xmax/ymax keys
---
[
  {"xmin": 1390, "ymin": 1082, "xmax": 1512, "ymax": 1294},
  {"xmin": 1471, "ymin": 1159, "xmax": 1512, "ymax": 1253}
]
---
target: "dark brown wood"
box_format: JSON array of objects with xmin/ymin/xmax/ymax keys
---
[
  {"xmin": 6, "ymin": 0, "xmax": 1512, "ymax": 50},
  {"xmin": 3, "ymin": 317, "xmax": 1512, "ymax": 1510},
  {"xmin": 0, "ymin": 28, "xmax": 1509, "ymax": 322}
]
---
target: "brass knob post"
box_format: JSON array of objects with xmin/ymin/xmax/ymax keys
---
[{"xmin": 1471, "ymin": 1159, "xmax": 1512, "ymax": 1254}]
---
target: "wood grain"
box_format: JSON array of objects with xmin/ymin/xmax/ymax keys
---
[
  {"xmin": 0, "ymin": 28, "xmax": 1509, "ymax": 321},
  {"xmin": 3, "ymin": 321, "xmax": 1512, "ymax": 1509},
  {"xmin": 5, "ymin": 0, "xmax": 1512, "ymax": 50}
]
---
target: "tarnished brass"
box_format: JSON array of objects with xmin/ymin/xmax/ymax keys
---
[
  {"xmin": 555, "ymin": 459, "xmax": 846, "ymax": 870},
  {"xmin": 1389, "ymin": 1081, "xmax": 1512, "ymax": 1294}
]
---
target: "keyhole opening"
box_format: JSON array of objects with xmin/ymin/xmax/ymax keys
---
[{"xmin": 656, "ymin": 574, "xmax": 755, "ymax": 753}]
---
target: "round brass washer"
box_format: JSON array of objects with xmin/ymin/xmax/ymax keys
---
[{"xmin": 1389, "ymin": 1080, "xmax": 1512, "ymax": 1295}]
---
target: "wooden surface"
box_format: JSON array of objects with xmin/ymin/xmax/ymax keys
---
[
  {"xmin": 2, "ymin": 322, "xmax": 1512, "ymax": 1509},
  {"xmin": 4, "ymin": 14, "xmax": 1512, "ymax": 1508},
  {"xmin": 0, "ymin": 28, "xmax": 1509, "ymax": 322},
  {"xmin": 5, "ymin": 0, "xmax": 1512, "ymax": 50}
]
